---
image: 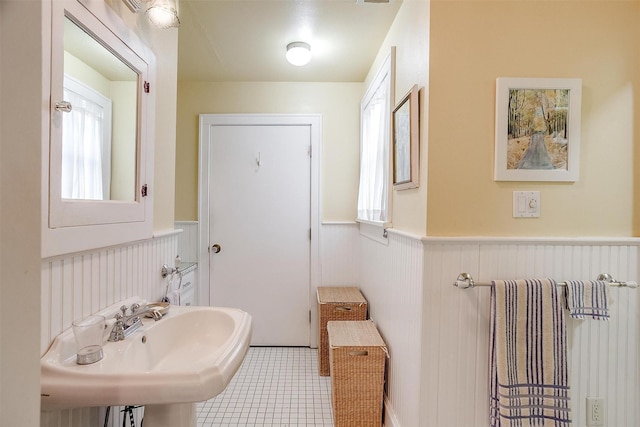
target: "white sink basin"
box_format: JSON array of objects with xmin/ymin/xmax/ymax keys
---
[{"xmin": 41, "ymin": 303, "xmax": 252, "ymax": 416}]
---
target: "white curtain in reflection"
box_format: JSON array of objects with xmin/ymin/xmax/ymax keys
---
[
  {"xmin": 357, "ymin": 70, "xmax": 390, "ymax": 222},
  {"xmin": 61, "ymin": 76, "xmax": 111, "ymax": 200}
]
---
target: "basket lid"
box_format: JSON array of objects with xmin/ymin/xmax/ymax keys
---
[
  {"xmin": 327, "ymin": 320, "xmax": 386, "ymax": 348},
  {"xmin": 317, "ymin": 287, "xmax": 366, "ymax": 304}
]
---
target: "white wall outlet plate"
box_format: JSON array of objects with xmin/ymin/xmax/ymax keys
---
[
  {"xmin": 586, "ymin": 397, "xmax": 605, "ymax": 426},
  {"xmin": 513, "ymin": 191, "xmax": 540, "ymax": 218}
]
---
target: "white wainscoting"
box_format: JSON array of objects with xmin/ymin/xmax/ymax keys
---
[
  {"xmin": 39, "ymin": 226, "xmax": 640, "ymax": 427},
  {"xmin": 421, "ymin": 239, "xmax": 640, "ymax": 427},
  {"xmin": 355, "ymin": 233, "xmax": 640, "ymax": 427},
  {"xmin": 359, "ymin": 228, "xmax": 424, "ymax": 427},
  {"xmin": 320, "ymin": 222, "xmax": 360, "ymax": 286},
  {"xmin": 175, "ymin": 221, "xmax": 199, "ymax": 263},
  {"xmin": 40, "ymin": 231, "xmax": 179, "ymax": 427}
]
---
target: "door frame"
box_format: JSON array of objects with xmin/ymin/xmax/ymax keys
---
[{"xmin": 197, "ymin": 113, "xmax": 322, "ymax": 347}]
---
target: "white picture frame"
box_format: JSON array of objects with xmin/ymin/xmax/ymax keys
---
[{"xmin": 494, "ymin": 77, "xmax": 582, "ymax": 182}]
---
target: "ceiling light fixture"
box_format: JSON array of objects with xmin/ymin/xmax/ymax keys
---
[
  {"xmin": 122, "ymin": 0, "xmax": 180, "ymax": 29},
  {"xmin": 146, "ymin": 0, "xmax": 180, "ymax": 28},
  {"xmin": 286, "ymin": 42, "xmax": 312, "ymax": 66}
]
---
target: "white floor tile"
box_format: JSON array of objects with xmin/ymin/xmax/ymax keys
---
[{"xmin": 197, "ymin": 347, "xmax": 333, "ymax": 427}]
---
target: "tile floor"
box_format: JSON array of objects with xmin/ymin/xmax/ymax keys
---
[{"xmin": 196, "ymin": 347, "xmax": 334, "ymax": 427}]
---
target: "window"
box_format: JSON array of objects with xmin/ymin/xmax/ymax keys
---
[
  {"xmin": 357, "ymin": 48, "xmax": 395, "ymax": 223},
  {"xmin": 61, "ymin": 74, "xmax": 112, "ymax": 200}
]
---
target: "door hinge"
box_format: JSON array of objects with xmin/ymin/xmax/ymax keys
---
[
  {"xmin": 144, "ymin": 81, "xmax": 150, "ymax": 93},
  {"xmin": 309, "ymin": 310, "xmax": 312, "ymax": 323},
  {"xmin": 141, "ymin": 184, "xmax": 148, "ymax": 197},
  {"xmin": 308, "ymin": 145, "xmax": 312, "ymax": 158},
  {"xmin": 309, "ymin": 228, "xmax": 312, "ymax": 240}
]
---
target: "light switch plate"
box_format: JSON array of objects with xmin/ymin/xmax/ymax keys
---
[{"xmin": 513, "ymin": 191, "xmax": 540, "ymax": 218}]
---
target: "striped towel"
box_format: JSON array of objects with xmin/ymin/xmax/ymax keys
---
[
  {"xmin": 490, "ymin": 279, "xmax": 571, "ymax": 427},
  {"xmin": 564, "ymin": 280, "xmax": 610, "ymax": 320}
]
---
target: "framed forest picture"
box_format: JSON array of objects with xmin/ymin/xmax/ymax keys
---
[{"xmin": 494, "ymin": 77, "xmax": 582, "ymax": 182}]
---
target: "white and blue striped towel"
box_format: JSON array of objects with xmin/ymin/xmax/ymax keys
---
[
  {"xmin": 490, "ymin": 279, "xmax": 571, "ymax": 427},
  {"xmin": 564, "ymin": 280, "xmax": 610, "ymax": 320}
]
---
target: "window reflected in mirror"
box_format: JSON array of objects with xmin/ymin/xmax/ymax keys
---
[{"xmin": 63, "ymin": 16, "xmax": 138, "ymax": 201}]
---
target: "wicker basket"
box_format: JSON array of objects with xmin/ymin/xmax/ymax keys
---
[
  {"xmin": 327, "ymin": 320, "xmax": 387, "ymax": 427},
  {"xmin": 317, "ymin": 287, "xmax": 367, "ymax": 376}
]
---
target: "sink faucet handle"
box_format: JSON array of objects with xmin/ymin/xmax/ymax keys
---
[
  {"xmin": 120, "ymin": 305, "xmax": 128, "ymax": 316},
  {"xmin": 130, "ymin": 303, "xmax": 141, "ymax": 313},
  {"xmin": 109, "ymin": 317, "xmax": 125, "ymax": 342}
]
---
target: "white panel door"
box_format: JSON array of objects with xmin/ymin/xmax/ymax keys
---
[{"xmin": 209, "ymin": 124, "xmax": 311, "ymax": 346}]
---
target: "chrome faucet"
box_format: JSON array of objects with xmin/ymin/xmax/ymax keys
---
[{"xmin": 109, "ymin": 303, "xmax": 163, "ymax": 342}]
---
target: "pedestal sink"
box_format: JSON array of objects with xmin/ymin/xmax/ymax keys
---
[{"xmin": 41, "ymin": 300, "xmax": 252, "ymax": 427}]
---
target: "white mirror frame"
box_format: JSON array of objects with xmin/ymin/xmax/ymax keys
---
[{"xmin": 43, "ymin": 0, "xmax": 156, "ymax": 257}]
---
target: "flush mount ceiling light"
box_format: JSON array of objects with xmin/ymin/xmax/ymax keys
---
[
  {"xmin": 122, "ymin": 0, "xmax": 180, "ymax": 29},
  {"xmin": 146, "ymin": 0, "xmax": 180, "ymax": 29},
  {"xmin": 286, "ymin": 42, "xmax": 312, "ymax": 66}
]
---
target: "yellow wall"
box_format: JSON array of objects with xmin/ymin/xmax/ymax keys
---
[
  {"xmin": 64, "ymin": 51, "xmax": 111, "ymax": 96},
  {"xmin": 175, "ymin": 81, "xmax": 362, "ymax": 221},
  {"xmin": 428, "ymin": 0, "xmax": 640, "ymax": 237},
  {"xmin": 175, "ymin": 0, "xmax": 639, "ymax": 237},
  {"xmin": 147, "ymin": 28, "xmax": 179, "ymax": 232},
  {"xmin": 104, "ymin": 0, "xmax": 179, "ymax": 232},
  {"xmin": 365, "ymin": 0, "xmax": 430, "ymax": 236},
  {"xmin": 110, "ymin": 81, "xmax": 137, "ymax": 201}
]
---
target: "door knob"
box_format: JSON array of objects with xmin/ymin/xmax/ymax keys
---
[{"xmin": 211, "ymin": 244, "xmax": 221, "ymax": 254}]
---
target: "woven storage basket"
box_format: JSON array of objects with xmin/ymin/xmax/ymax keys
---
[
  {"xmin": 317, "ymin": 287, "xmax": 367, "ymax": 376},
  {"xmin": 327, "ymin": 320, "xmax": 387, "ymax": 427}
]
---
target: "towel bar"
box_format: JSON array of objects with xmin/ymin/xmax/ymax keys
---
[{"xmin": 453, "ymin": 272, "xmax": 638, "ymax": 289}]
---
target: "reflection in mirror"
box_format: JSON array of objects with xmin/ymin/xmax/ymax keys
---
[{"xmin": 63, "ymin": 16, "xmax": 138, "ymax": 201}]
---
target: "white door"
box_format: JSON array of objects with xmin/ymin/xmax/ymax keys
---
[{"xmin": 209, "ymin": 124, "xmax": 311, "ymax": 346}]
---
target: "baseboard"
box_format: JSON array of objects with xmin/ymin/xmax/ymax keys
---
[{"xmin": 383, "ymin": 394, "xmax": 401, "ymax": 427}]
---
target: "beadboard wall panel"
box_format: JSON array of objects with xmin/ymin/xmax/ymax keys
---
[
  {"xmin": 320, "ymin": 222, "xmax": 360, "ymax": 286},
  {"xmin": 175, "ymin": 221, "xmax": 198, "ymax": 263},
  {"xmin": 313, "ymin": 222, "xmax": 361, "ymax": 352},
  {"xmin": 40, "ymin": 226, "xmax": 639, "ymax": 427},
  {"xmin": 421, "ymin": 240, "xmax": 640, "ymax": 427},
  {"xmin": 40, "ymin": 233, "xmax": 179, "ymax": 427},
  {"xmin": 359, "ymin": 229, "xmax": 424, "ymax": 427}
]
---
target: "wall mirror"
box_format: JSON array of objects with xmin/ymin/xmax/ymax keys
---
[
  {"xmin": 62, "ymin": 16, "xmax": 138, "ymax": 202},
  {"xmin": 44, "ymin": 0, "xmax": 155, "ymax": 257}
]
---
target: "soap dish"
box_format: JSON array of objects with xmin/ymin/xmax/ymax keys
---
[{"xmin": 145, "ymin": 301, "xmax": 170, "ymax": 317}]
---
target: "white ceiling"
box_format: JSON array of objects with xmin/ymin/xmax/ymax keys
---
[{"xmin": 177, "ymin": 0, "xmax": 403, "ymax": 82}]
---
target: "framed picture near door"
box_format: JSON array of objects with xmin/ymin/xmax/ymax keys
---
[{"xmin": 392, "ymin": 84, "xmax": 419, "ymax": 190}]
